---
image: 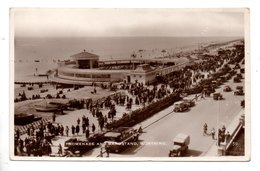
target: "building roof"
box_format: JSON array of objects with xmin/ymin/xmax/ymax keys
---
[{"xmin": 71, "ymin": 50, "xmax": 99, "ymax": 60}]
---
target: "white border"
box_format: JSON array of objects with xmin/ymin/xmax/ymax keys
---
[
  {"xmin": 9, "ymin": 8, "xmax": 250, "ymax": 162},
  {"xmin": 1, "ymin": 0, "xmax": 260, "ymax": 171}
]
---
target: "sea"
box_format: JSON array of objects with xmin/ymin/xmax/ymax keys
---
[{"xmin": 14, "ymin": 36, "xmax": 240, "ymax": 81}]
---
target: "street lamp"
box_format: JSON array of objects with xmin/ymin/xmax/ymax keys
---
[{"xmin": 131, "ymin": 53, "xmax": 137, "ymax": 70}]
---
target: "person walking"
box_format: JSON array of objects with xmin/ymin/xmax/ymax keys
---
[
  {"xmin": 222, "ymin": 125, "xmax": 226, "ymax": 134},
  {"xmin": 52, "ymin": 113, "xmax": 56, "ymax": 123},
  {"xmin": 58, "ymin": 144, "xmax": 62, "ymax": 156},
  {"xmin": 85, "ymin": 128, "xmax": 90, "ymax": 139},
  {"xmin": 92, "ymin": 123, "xmax": 96, "ymax": 133},
  {"xmin": 105, "ymin": 143, "xmax": 110, "ymax": 157},
  {"xmin": 211, "ymin": 128, "xmax": 215, "ymax": 140},
  {"xmin": 76, "ymin": 124, "xmax": 80, "ymax": 136},
  {"xmin": 60, "ymin": 125, "xmax": 64, "ymax": 136},
  {"xmin": 82, "ymin": 123, "xmax": 86, "ymax": 134},
  {"xmin": 195, "ymin": 94, "xmax": 198, "ymax": 101},
  {"xmin": 203, "ymin": 123, "xmax": 208, "ymax": 136},
  {"xmin": 86, "ymin": 117, "xmax": 89, "ymax": 128},
  {"xmin": 201, "ymin": 92, "xmax": 205, "ymax": 100},
  {"xmin": 225, "ymin": 131, "xmax": 231, "ymax": 143},
  {"xmin": 71, "ymin": 125, "xmax": 75, "ymax": 136},
  {"xmin": 65, "ymin": 126, "xmax": 69, "ymax": 137}
]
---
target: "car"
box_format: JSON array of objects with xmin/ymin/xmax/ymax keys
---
[
  {"xmin": 234, "ymin": 89, "xmax": 244, "ymax": 96},
  {"xmin": 223, "ymin": 86, "xmax": 232, "ymax": 92},
  {"xmin": 103, "ymin": 127, "xmax": 139, "ymax": 153},
  {"xmin": 169, "ymin": 133, "xmax": 190, "ymax": 157},
  {"xmin": 182, "ymin": 99, "xmax": 195, "ymax": 108},
  {"xmin": 234, "ymin": 63, "xmax": 240, "ymax": 69},
  {"xmin": 64, "ymin": 133, "xmax": 105, "ymax": 155},
  {"xmin": 225, "ymin": 74, "xmax": 232, "ymax": 80},
  {"xmin": 213, "ymin": 93, "xmax": 223, "ymax": 100},
  {"xmin": 211, "ymin": 81, "xmax": 219, "ymax": 88},
  {"xmin": 27, "ymin": 86, "xmax": 33, "ymax": 90},
  {"xmin": 233, "ymin": 77, "xmax": 241, "ymax": 83},
  {"xmin": 219, "ymin": 76, "xmax": 227, "ymax": 83},
  {"xmin": 173, "ymin": 102, "xmax": 189, "ymax": 112},
  {"xmin": 236, "ymin": 73, "xmax": 243, "ymax": 79},
  {"xmin": 236, "ymin": 86, "xmax": 243, "ymax": 90}
]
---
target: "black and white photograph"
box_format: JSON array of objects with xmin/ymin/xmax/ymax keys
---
[{"xmin": 10, "ymin": 8, "xmax": 249, "ymax": 161}]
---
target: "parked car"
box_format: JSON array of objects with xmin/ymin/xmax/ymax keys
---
[
  {"xmin": 173, "ymin": 102, "xmax": 189, "ymax": 112},
  {"xmin": 27, "ymin": 86, "xmax": 33, "ymax": 90},
  {"xmin": 236, "ymin": 73, "xmax": 243, "ymax": 79},
  {"xmin": 223, "ymin": 85, "xmax": 232, "ymax": 92},
  {"xmin": 236, "ymin": 86, "xmax": 243, "ymax": 90},
  {"xmin": 233, "ymin": 77, "xmax": 241, "ymax": 83},
  {"xmin": 234, "ymin": 63, "xmax": 240, "ymax": 69},
  {"xmin": 213, "ymin": 93, "xmax": 223, "ymax": 100},
  {"xmin": 103, "ymin": 127, "xmax": 139, "ymax": 153},
  {"xmin": 182, "ymin": 99, "xmax": 195, "ymax": 108},
  {"xmin": 234, "ymin": 89, "xmax": 244, "ymax": 96}
]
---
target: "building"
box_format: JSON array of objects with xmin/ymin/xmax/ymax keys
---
[
  {"xmin": 51, "ymin": 50, "xmax": 188, "ymax": 86},
  {"xmin": 130, "ymin": 64, "xmax": 156, "ymax": 84},
  {"xmin": 71, "ymin": 50, "xmax": 99, "ymax": 69}
]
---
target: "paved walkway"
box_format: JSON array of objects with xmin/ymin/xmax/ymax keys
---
[
  {"xmin": 18, "ymin": 94, "xmax": 144, "ymax": 155},
  {"xmin": 203, "ymin": 109, "xmax": 244, "ymax": 156}
]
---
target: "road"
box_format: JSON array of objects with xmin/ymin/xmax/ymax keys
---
[{"xmin": 104, "ymin": 74, "xmax": 244, "ymax": 157}]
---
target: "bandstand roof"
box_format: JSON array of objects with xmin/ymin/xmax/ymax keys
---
[{"xmin": 71, "ymin": 50, "xmax": 99, "ymax": 60}]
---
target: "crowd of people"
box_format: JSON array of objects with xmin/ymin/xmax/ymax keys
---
[
  {"xmin": 14, "ymin": 122, "xmax": 57, "ymax": 156},
  {"xmin": 14, "ymin": 90, "xmax": 42, "ymax": 102}
]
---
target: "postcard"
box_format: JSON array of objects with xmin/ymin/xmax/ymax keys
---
[{"xmin": 10, "ymin": 8, "xmax": 250, "ymax": 161}]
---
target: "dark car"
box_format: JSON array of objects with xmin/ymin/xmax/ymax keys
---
[
  {"xmin": 182, "ymin": 99, "xmax": 195, "ymax": 108},
  {"xmin": 223, "ymin": 86, "xmax": 232, "ymax": 92},
  {"xmin": 173, "ymin": 102, "xmax": 189, "ymax": 112},
  {"xmin": 237, "ymin": 73, "xmax": 243, "ymax": 79},
  {"xmin": 234, "ymin": 64, "xmax": 240, "ymax": 69},
  {"xmin": 241, "ymin": 100, "xmax": 245, "ymax": 108},
  {"xmin": 64, "ymin": 133, "xmax": 105, "ymax": 155},
  {"xmin": 233, "ymin": 77, "xmax": 241, "ymax": 83},
  {"xmin": 103, "ymin": 127, "xmax": 139, "ymax": 153},
  {"xmin": 213, "ymin": 93, "xmax": 223, "ymax": 100},
  {"xmin": 234, "ymin": 89, "xmax": 244, "ymax": 96},
  {"xmin": 236, "ymin": 86, "xmax": 243, "ymax": 90}
]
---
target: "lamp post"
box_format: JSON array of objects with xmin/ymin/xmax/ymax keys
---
[{"xmin": 131, "ymin": 53, "xmax": 137, "ymax": 70}]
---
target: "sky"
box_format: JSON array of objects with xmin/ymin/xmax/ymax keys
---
[{"xmin": 12, "ymin": 8, "xmax": 246, "ymax": 37}]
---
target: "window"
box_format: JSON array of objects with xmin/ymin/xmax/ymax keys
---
[{"xmin": 92, "ymin": 74, "xmax": 111, "ymax": 78}]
